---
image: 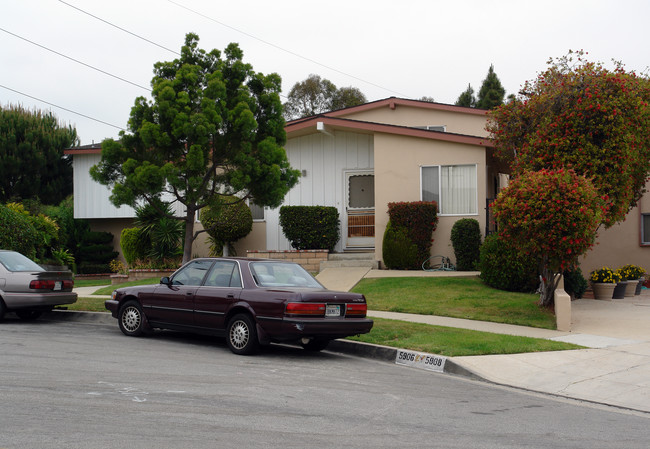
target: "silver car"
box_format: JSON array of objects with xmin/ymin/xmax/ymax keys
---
[{"xmin": 0, "ymin": 250, "xmax": 77, "ymax": 321}]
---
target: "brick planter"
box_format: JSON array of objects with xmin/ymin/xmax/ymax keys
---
[{"xmin": 246, "ymin": 250, "xmax": 329, "ymax": 273}]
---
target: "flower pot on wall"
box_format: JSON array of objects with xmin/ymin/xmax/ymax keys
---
[
  {"xmin": 624, "ymin": 280, "xmax": 639, "ymax": 297},
  {"xmin": 612, "ymin": 281, "xmax": 627, "ymax": 299},
  {"xmin": 592, "ymin": 282, "xmax": 616, "ymax": 300}
]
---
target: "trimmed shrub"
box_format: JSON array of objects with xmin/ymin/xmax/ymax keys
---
[
  {"xmin": 479, "ymin": 233, "xmax": 538, "ymax": 292},
  {"xmin": 77, "ymin": 231, "xmax": 119, "ymax": 274},
  {"xmin": 387, "ymin": 201, "xmax": 438, "ymax": 266},
  {"xmin": 382, "ymin": 221, "xmax": 419, "ymax": 270},
  {"xmin": 120, "ymin": 227, "xmax": 148, "ymax": 265},
  {"xmin": 200, "ymin": 196, "xmax": 253, "ymax": 256},
  {"xmin": 279, "ymin": 206, "xmax": 340, "ymax": 251},
  {"xmin": 563, "ymin": 266, "xmax": 588, "ymax": 299},
  {"xmin": 0, "ymin": 204, "xmax": 39, "ymax": 259},
  {"xmin": 451, "ymin": 218, "xmax": 482, "ymax": 271}
]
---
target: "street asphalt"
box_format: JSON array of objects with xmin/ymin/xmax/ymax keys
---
[{"xmin": 54, "ymin": 274, "xmax": 650, "ymax": 414}]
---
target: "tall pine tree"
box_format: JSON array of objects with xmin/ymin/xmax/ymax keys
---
[
  {"xmin": 455, "ymin": 84, "xmax": 477, "ymax": 107},
  {"xmin": 477, "ymin": 64, "xmax": 506, "ymax": 109}
]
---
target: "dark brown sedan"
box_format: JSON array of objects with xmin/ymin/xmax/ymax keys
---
[{"xmin": 105, "ymin": 258, "xmax": 373, "ymax": 355}]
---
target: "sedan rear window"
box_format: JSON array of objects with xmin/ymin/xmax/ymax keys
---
[
  {"xmin": 250, "ymin": 262, "xmax": 322, "ymax": 288},
  {"xmin": 0, "ymin": 251, "xmax": 44, "ymax": 272}
]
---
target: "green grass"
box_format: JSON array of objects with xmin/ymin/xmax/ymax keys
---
[
  {"xmin": 348, "ymin": 317, "xmax": 582, "ymax": 357},
  {"xmin": 73, "ymin": 279, "xmax": 112, "ymax": 288},
  {"xmin": 58, "ymin": 297, "xmax": 109, "ymax": 313},
  {"xmin": 92, "ymin": 277, "xmax": 160, "ymax": 295},
  {"xmin": 352, "ymin": 276, "xmax": 555, "ymax": 329}
]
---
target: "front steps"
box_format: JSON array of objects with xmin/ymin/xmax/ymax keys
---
[{"xmin": 319, "ymin": 251, "xmax": 379, "ymax": 271}]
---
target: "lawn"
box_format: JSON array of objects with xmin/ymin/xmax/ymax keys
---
[
  {"xmin": 348, "ymin": 317, "xmax": 581, "ymax": 357},
  {"xmin": 352, "ymin": 276, "xmax": 555, "ymax": 329}
]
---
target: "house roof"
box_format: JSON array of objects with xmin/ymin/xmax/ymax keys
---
[
  {"xmin": 64, "ymin": 142, "xmax": 102, "ymax": 155},
  {"xmin": 320, "ymin": 96, "xmax": 489, "ymax": 119},
  {"xmin": 285, "ymin": 115, "xmax": 492, "ymax": 147}
]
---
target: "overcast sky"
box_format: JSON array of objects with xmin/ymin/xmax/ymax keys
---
[{"xmin": 2, "ymin": 0, "xmax": 648, "ymax": 145}]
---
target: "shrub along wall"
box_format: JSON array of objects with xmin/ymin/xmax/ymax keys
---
[
  {"xmin": 279, "ymin": 206, "xmax": 340, "ymax": 251},
  {"xmin": 383, "ymin": 201, "xmax": 438, "ymax": 269}
]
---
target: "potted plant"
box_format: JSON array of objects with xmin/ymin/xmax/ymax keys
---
[
  {"xmin": 589, "ymin": 267, "xmax": 622, "ymax": 300},
  {"xmin": 618, "ymin": 264, "xmax": 646, "ymax": 296}
]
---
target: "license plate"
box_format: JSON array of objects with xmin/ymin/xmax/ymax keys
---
[
  {"xmin": 54, "ymin": 281, "xmax": 62, "ymax": 291},
  {"xmin": 326, "ymin": 304, "xmax": 340, "ymax": 317}
]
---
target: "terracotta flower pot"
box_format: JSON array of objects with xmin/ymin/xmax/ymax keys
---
[
  {"xmin": 592, "ymin": 282, "xmax": 616, "ymax": 300},
  {"xmin": 624, "ymin": 280, "xmax": 639, "ymax": 297}
]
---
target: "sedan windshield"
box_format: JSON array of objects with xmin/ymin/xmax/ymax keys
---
[
  {"xmin": 0, "ymin": 251, "xmax": 44, "ymax": 272},
  {"xmin": 250, "ymin": 262, "xmax": 322, "ymax": 288}
]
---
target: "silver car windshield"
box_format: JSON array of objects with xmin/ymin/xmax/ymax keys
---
[
  {"xmin": 250, "ymin": 262, "xmax": 322, "ymax": 288},
  {"xmin": 0, "ymin": 251, "xmax": 44, "ymax": 272}
]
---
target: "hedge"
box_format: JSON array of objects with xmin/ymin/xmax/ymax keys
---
[{"xmin": 279, "ymin": 206, "xmax": 340, "ymax": 251}]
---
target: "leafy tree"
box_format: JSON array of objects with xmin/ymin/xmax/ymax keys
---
[
  {"xmin": 283, "ymin": 74, "xmax": 366, "ymax": 120},
  {"xmin": 419, "ymin": 96, "xmax": 435, "ymax": 103},
  {"xmin": 476, "ymin": 64, "xmax": 506, "ymax": 109},
  {"xmin": 455, "ymin": 84, "xmax": 477, "ymax": 107},
  {"xmin": 331, "ymin": 86, "xmax": 367, "ymax": 111},
  {"xmin": 0, "ymin": 104, "xmax": 78, "ymax": 204},
  {"xmin": 493, "ymin": 168, "xmax": 604, "ymax": 307},
  {"xmin": 488, "ymin": 51, "xmax": 650, "ymax": 228},
  {"xmin": 90, "ymin": 33, "xmax": 300, "ymax": 263}
]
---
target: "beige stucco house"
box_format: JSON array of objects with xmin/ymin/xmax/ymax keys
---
[{"xmin": 65, "ymin": 97, "xmax": 649, "ymax": 275}]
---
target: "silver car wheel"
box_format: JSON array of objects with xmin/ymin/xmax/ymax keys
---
[
  {"xmin": 121, "ymin": 305, "xmax": 142, "ymax": 333},
  {"xmin": 229, "ymin": 320, "xmax": 249, "ymax": 350}
]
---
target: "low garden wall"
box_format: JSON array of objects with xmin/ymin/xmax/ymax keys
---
[
  {"xmin": 110, "ymin": 269, "xmax": 176, "ymax": 285},
  {"xmin": 246, "ymin": 250, "xmax": 329, "ymax": 273}
]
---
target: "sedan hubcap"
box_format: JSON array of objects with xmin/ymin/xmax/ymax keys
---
[
  {"xmin": 122, "ymin": 307, "xmax": 141, "ymax": 332},
  {"xmin": 230, "ymin": 321, "xmax": 249, "ymax": 349}
]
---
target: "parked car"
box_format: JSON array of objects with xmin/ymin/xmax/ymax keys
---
[
  {"xmin": 105, "ymin": 258, "xmax": 373, "ymax": 355},
  {"xmin": 0, "ymin": 250, "xmax": 77, "ymax": 321}
]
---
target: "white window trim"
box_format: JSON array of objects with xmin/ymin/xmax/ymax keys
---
[{"xmin": 420, "ymin": 164, "xmax": 479, "ymax": 216}]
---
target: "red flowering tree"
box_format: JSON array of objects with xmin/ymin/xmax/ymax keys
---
[
  {"xmin": 488, "ymin": 51, "xmax": 650, "ymax": 228},
  {"xmin": 493, "ymin": 169, "xmax": 604, "ymax": 306}
]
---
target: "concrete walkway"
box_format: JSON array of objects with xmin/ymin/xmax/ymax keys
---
[{"xmin": 318, "ymin": 268, "xmax": 650, "ymax": 414}]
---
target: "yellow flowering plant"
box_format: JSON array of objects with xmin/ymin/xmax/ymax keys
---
[
  {"xmin": 617, "ymin": 264, "xmax": 645, "ymax": 280},
  {"xmin": 590, "ymin": 267, "xmax": 622, "ymax": 284}
]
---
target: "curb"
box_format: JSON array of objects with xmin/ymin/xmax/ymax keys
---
[{"xmin": 42, "ymin": 309, "xmax": 486, "ymax": 381}]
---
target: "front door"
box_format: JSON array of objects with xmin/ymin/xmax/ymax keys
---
[{"xmin": 345, "ymin": 172, "xmax": 375, "ymax": 248}]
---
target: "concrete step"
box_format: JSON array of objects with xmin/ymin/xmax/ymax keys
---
[
  {"xmin": 320, "ymin": 259, "xmax": 379, "ymax": 270},
  {"xmin": 327, "ymin": 252, "xmax": 376, "ymax": 261}
]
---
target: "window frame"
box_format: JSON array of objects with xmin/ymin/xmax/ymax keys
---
[
  {"xmin": 420, "ymin": 164, "xmax": 478, "ymax": 216},
  {"xmin": 642, "ymin": 213, "xmax": 650, "ymax": 245}
]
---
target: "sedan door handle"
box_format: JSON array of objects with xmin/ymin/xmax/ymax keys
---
[
  {"xmin": 227, "ymin": 294, "xmax": 235, "ymax": 299},
  {"xmin": 186, "ymin": 292, "xmax": 193, "ymax": 296}
]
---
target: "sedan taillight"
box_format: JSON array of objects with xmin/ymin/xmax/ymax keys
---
[
  {"xmin": 29, "ymin": 279, "xmax": 73, "ymax": 290},
  {"xmin": 286, "ymin": 303, "xmax": 326, "ymax": 316},
  {"xmin": 345, "ymin": 303, "xmax": 367, "ymax": 317}
]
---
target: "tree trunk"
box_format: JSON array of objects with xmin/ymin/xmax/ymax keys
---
[
  {"xmin": 182, "ymin": 210, "xmax": 195, "ymax": 264},
  {"xmin": 538, "ymin": 266, "xmax": 561, "ymax": 308},
  {"xmin": 222, "ymin": 243, "xmax": 229, "ymax": 257}
]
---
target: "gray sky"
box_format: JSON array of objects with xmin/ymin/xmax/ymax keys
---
[{"xmin": 2, "ymin": 0, "xmax": 648, "ymax": 145}]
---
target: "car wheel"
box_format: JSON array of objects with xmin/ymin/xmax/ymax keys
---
[
  {"xmin": 16, "ymin": 310, "xmax": 43, "ymax": 321},
  {"xmin": 226, "ymin": 314, "xmax": 259, "ymax": 355},
  {"xmin": 301, "ymin": 338, "xmax": 330, "ymax": 352},
  {"xmin": 118, "ymin": 301, "xmax": 146, "ymax": 337},
  {"xmin": 0, "ymin": 299, "xmax": 6, "ymax": 322}
]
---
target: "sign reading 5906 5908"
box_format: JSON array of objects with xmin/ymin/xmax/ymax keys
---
[{"xmin": 395, "ymin": 349, "xmax": 446, "ymax": 373}]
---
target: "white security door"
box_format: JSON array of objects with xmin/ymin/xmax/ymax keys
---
[{"xmin": 345, "ymin": 172, "xmax": 375, "ymax": 248}]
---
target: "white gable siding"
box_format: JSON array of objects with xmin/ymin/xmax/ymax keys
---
[
  {"xmin": 266, "ymin": 131, "xmax": 374, "ymax": 251},
  {"xmin": 73, "ymin": 153, "xmax": 136, "ymax": 219},
  {"xmin": 72, "ymin": 153, "xmax": 185, "ymax": 219}
]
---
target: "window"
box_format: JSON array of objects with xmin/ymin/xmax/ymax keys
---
[
  {"xmin": 205, "ymin": 261, "xmax": 242, "ymax": 288},
  {"xmin": 643, "ymin": 214, "xmax": 650, "ymax": 244},
  {"xmin": 171, "ymin": 260, "xmax": 213, "ymax": 286},
  {"xmin": 421, "ymin": 164, "xmax": 477, "ymax": 215},
  {"xmin": 248, "ymin": 200, "xmax": 265, "ymax": 221}
]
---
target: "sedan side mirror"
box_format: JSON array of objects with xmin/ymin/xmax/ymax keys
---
[{"xmin": 160, "ymin": 276, "xmax": 171, "ymax": 285}]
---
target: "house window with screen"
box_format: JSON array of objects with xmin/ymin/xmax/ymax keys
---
[
  {"xmin": 421, "ymin": 164, "xmax": 477, "ymax": 215},
  {"xmin": 643, "ymin": 214, "xmax": 650, "ymax": 244},
  {"xmin": 248, "ymin": 200, "xmax": 265, "ymax": 221}
]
